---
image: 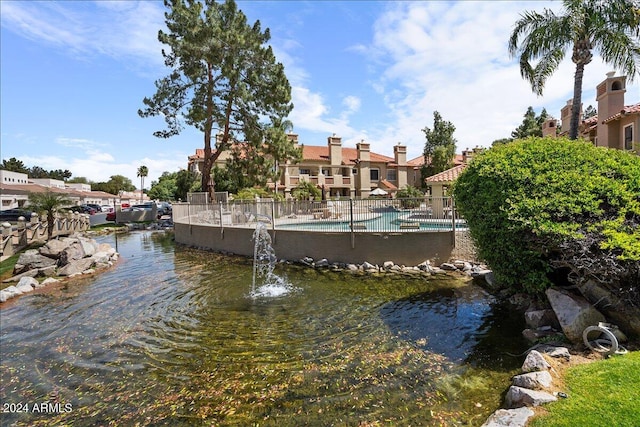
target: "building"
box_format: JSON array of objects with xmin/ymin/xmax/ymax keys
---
[
  {"xmin": 188, "ymin": 134, "xmax": 418, "ymax": 198},
  {"xmin": 0, "ymin": 169, "xmax": 125, "ymax": 211},
  {"xmin": 542, "ymin": 72, "xmax": 639, "ymax": 153}
]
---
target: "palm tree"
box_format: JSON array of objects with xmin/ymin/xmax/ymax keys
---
[
  {"xmin": 28, "ymin": 190, "xmax": 71, "ymax": 240},
  {"xmin": 137, "ymin": 165, "xmax": 148, "ymax": 203},
  {"xmin": 508, "ymin": 0, "xmax": 640, "ymax": 140}
]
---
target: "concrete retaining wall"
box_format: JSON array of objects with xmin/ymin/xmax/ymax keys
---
[{"xmin": 175, "ymin": 223, "xmax": 455, "ymax": 266}]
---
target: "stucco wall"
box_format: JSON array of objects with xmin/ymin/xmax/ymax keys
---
[{"xmin": 174, "ymin": 223, "xmax": 455, "ymax": 266}]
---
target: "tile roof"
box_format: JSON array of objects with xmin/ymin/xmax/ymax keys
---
[
  {"xmin": 602, "ymin": 103, "xmax": 640, "ymax": 124},
  {"xmin": 379, "ymin": 179, "xmax": 398, "ymax": 190},
  {"xmin": 301, "ymin": 145, "xmax": 394, "ymax": 164},
  {"xmin": 424, "ymin": 164, "xmax": 467, "ymax": 183}
]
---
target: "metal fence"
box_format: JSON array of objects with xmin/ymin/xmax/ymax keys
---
[{"xmin": 172, "ymin": 197, "xmax": 465, "ymax": 233}]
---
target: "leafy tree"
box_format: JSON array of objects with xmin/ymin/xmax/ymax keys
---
[
  {"xmin": 421, "ymin": 111, "xmax": 457, "ymax": 184},
  {"xmin": 148, "ymin": 171, "xmax": 178, "ymax": 201},
  {"xmin": 28, "ymin": 190, "xmax": 72, "ymax": 240},
  {"xmin": 28, "ymin": 166, "xmax": 49, "ymax": 179},
  {"xmin": 92, "ymin": 175, "xmax": 136, "ymax": 195},
  {"xmin": 48, "ymin": 169, "xmax": 72, "ymax": 181},
  {"xmin": 583, "ymin": 105, "xmax": 597, "ymax": 119},
  {"xmin": 175, "ymin": 169, "xmax": 199, "ymax": 201},
  {"xmin": 224, "ymin": 117, "xmax": 301, "ymax": 191},
  {"xmin": 139, "ymin": 0, "xmax": 294, "ymax": 201},
  {"xmin": 453, "ymin": 137, "xmax": 640, "ymax": 295},
  {"xmin": 137, "ymin": 165, "xmax": 149, "ymax": 202},
  {"xmin": 67, "ymin": 177, "xmax": 89, "ymax": 184},
  {"xmin": 508, "ymin": 0, "xmax": 640, "ymax": 140},
  {"xmin": 396, "ymin": 185, "xmax": 423, "ymax": 208},
  {"xmin": 511, "ymin": 107, "xmax": 549, "ymax": 139},
  {"xmin": 0, "ymin": 157, "xmax": 29, "ymax": 174},
  {"xmin": 291, "ymin": 180, "xmax": 321, "ymax": 201},
  {"xmin": 234, "ymin": 187, "xmax": 281, "ymax": 200}
]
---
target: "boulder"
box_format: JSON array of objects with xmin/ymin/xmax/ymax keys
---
[
  {"xmin": 525, "ymin": 309, "xmax": 561, "ymax": 330},
  {"xmin": 17, "ymin": 276, "xmax": 39, "ymax": 290},
  {"xmin": 383, "ymin": 261, "xmax": 395, "ymax": 269},
  {"xmin": 38, "ymin": 265, "xmax": 57, "ymax": 277},
  {"xmin": 91, "ymin": 251, "xmax": 112, "ymax": 265},
  {"xmin": 512, "ymin": 371, "xmax": 553, "ymax": 390},
  {"xmin": 0, "ymin": 290, "xmax": 12, "ymax": 303},
  {"xmin": 41, "ymin": 278, "xmax": 60, "ymax": 286},
  {"xmin": 314, "ymin": 258, "xmax": 329, "ymax": 268},
  {"xmin": 3, "ymin": 269, "xmax": 39, "ymax": 283},
  {"xmin": 39, "ymin": 239, "xmax": 73, "ymax": 259},
  {"xmin": 58, "ymin": 242, "xmax": 86, "ymax": 266},
  {"xmin": 521, "ymin": 350, "xmax": 551, "ymax": 372},
  {"xmin": 3, "ymin": 285, "xmax": 23, "ymax": 297},
  {"xmin": 14, "ymin": 250, "xmax": 57, "ymax": 274},
  {"xmin": 58, "ymin": 258, "xmax": 95, "ymax": 276},
  {"xmin": 505, "ymin": 386, "xmax": 557, "ymax": 408},
  {"xmin": 578, "ymin": 279, "xmax": 640, "ymax": 338},
  {"xmin": 546, "ymin": 288, "xmax": 606, "ymax": 343},
  {"xmin": 481, "ymin": 407, "xmax": 535, "ymax": 427},
  {"xmin": 78, "ymin": 237, "xmax": 98, "ymax": 257}
]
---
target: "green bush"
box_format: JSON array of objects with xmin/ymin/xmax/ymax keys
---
[
  {"xmin": 453, "ymin": 137, "xmax": 640, "ymax": 293},
  {"xmin": 291, "ymin": 180, "xmax": 321, "ymax": 201},
  {"xmin": 396, "ymin": 185, "xmax": 424, "ymax": 208},
  {"xmin": 234, "ymin": 187, "xmax": 283, "ymax": 201}
]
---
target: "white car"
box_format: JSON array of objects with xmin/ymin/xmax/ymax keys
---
[{"xmin": 101, "ymin": 205, "xmax": 115, "ymax": 213}]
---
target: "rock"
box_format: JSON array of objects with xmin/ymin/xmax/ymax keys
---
[
  {"xmin": 546, "ymin": 288, "xmax": 606, "ymax": 343},
  {"xmin": 3, "ymin": 269, "xmax": 39, "ymax": 283},
  {"xmin": 346, "ymin": 264, "xmax": 359, "ymax": 271},
  {"xmin": 58, "ymin": 258, "xmax": 95, "ymax": 276},
  {"xmin": 521, "ymin": 350, "xmax": 551, "ymax": 372},
  {"xmin": 314, "ymin": 258, "xmax": 329, "ymax": 268},
  {"xmin": 484, "ymin": 271, "xmax": 495, "ymax": 286},
  {"xmin": 3, "ymin": 285, "xmax": 23, "ymax": 297},
  {"xmin": 38, "ymin": 265, "xmax": 57, "ymax": 277},
  {"xmin": 383, "ymin": 261, "xmax": 395, "ymax": 269},
  {"xmin": 440, "ymin": 262, "xmax": 457, "ymax": 270},
  {"xmin": 0, "ymin": 290, "xmax": 12, "ymax": 302},
  {"xmin": 505, "ymin": 386, "xmax": 557, "ymax": 408},
  {"xmin": 91, "ymin": 251, "xmax": 111, "ymax": 265},
  {"xmin": 481, "ymin": 407, "xmax": 535, "ymax": 427},
  {"xmin": 525, "ymin": 309, "xmax": 561, "ymax": 330},
  {"xmin": 39, "ymin": 239, "xmax": 73, "ymax": 258},
  {"xmin": 535, "ymin": 345, "xmax": 571, "ymax": 360},
  {"xmin": 17, "ymin": 276, "xmax": 39, "ymax": 290},
  {"xmin": 578, "ymin": 280, "xmax": 640, "ymax": 338},
  {"xmin": 362, "ymin": 261, "xmax": 377, "ymax": 271},
  {"xmin": 512, "ymin": 371, "xmax": 553, "ymax": 390},
  {"xmin": 14, "ymin": 250, "xmax": 57, "ymax": 274},
  {"xmin": 58, "ymin": 242, "xmax": 86, "ymax": 266},
  {"xmin": 78, "ymin": 237, "xmax": 98, "ymax": 257},
  {"xmin": 41, "ymin": 278, "xmax": 60, "ymax": 286}
]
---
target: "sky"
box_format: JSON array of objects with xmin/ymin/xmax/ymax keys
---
[{"xmin": 1, "ymin": 0, "xmax": 639, "ymax": 189}]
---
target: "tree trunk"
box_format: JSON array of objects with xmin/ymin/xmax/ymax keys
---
[{"xmin": 569, "ymin": 61, "xmax": 586, "ymax": 140}]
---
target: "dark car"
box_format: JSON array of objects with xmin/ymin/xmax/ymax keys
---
[
  {"xmin": 0, "ymin": 208, "xmax": 34, "ymax": 222},
  {"xmin": 67, "ymin": 205, "xmax": 97, "ymax": 215},
  {"xmin": 85, "ymin": 203, "xmax": 103, "ymax": 212},
  {"xmin": 106, "ymin": 211, "xmax": 116, "ymax": 221}
]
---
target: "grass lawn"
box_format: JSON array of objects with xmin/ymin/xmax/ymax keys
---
[{"xmin": 530, "ymin": 350, "xmax": 640, "ymax": 427}]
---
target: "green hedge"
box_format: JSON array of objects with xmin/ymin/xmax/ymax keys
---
[{"xmin": 453, "ymin": 137, "xmax": 640, "ymax": 293}]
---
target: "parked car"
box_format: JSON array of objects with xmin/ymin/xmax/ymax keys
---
[
  {"xmin": 106, "ymin": 211, "xmax": 116, "ymax": 221},
  {"xmin": 0, "ymin": 208, "xmax": 34, "ymax": 222},
  {"xmin": 101, "ymin": 205, "xmax": 114, "ymax": 213},
  {"xmin": 158, "ymin": 202, "xmax": 172, "ymax": 216},
  {"xmin": 67, "ymin": 205, "xmax": 97, "ymax": 215},
  {"xmin": 85, "ymin": 204, "xmax": 103, "ymax": 212}
]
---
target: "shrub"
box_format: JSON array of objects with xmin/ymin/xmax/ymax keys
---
[
  {"xmin": 291, "ymin": 180, "xmax": 321, "ymax": 201},
  {"xmin": 396, "ymin": 185, "xmax": 424, "ymax": 208},
  {"xmin": 453, "ymin": 137, "xmax": 640, "ymax": 294},
  {"xmin": 234, "ymin": 187, "xmax": 283, "ymax": 201}
]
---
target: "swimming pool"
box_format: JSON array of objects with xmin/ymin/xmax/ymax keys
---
[{"xmin": 277, "ymin": 211, "xmax": 467, "ymax": 232}]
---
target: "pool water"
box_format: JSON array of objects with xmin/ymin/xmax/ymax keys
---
[{"xmin": 0, "ymin": 231, "xmax": 527, "ymax": 426}]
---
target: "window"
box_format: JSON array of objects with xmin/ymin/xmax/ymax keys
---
[
  {"xmin": 321, "ymin": 168, "xmax": 331, "ymax": 176},
  {"xmin": 299, "ymin": 168, "xmax": 311, "ymax": 175},
  {"xmin": 352, "ymin": 168, "xmax": 358, "ymax": 175},
  {"xmin": 386, "ymin": 169, "xmax": 397, "ymax": 181},
  {"xmin": 370, "ymin": 168, "xmax": 380, "ymax": 181},
  {"xmin": 624, "ymin": 124, "xmax": 633, "ymax": 151}
]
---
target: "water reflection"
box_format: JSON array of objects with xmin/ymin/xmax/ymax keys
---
[{"xmin": 0, "ymin": 231, "xmax": 527, "ymax": 426}]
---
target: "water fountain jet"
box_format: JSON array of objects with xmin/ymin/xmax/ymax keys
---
[{"xmin": 251, "ymin": 220, "xmax": 295, "ymax": 298}]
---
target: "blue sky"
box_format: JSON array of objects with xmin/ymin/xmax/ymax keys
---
[{"xmin": 2, "ymin": 1, "xmax": 638, "ymax": 189}]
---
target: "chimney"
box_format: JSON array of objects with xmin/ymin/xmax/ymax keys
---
[
  {"xmin": 356, "ymin": 140, "xmax": 370, "ymax": 162},
  {"xmin": 596, "ymin": 72, "xmax": 626, "ymax": 148},
  {"xmin": 328, "ymin": 133, "xmax": 342, "ymax": 165},
  {"xmin": 542, "ymin": 118, "xmax": 558, "ymax": 138},
  {"xmin": 393, "ymin": 143, "xmax": 407, "ymax": 166}
]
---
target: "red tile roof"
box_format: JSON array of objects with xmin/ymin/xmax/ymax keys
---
[
  {"xmin": 301, "ymin": 145, "xmax": 394, "ymax": 165},
  {"xmin": 602, "ymin": 103, "xmax": 640, "ymax": 124},
  {"xmin": 424, "ymin": 164, "xmax": 467, "ymax": 183},
  {"xmin": 379, "ymin": 179, "xmax": 398, "ymax": 190}
]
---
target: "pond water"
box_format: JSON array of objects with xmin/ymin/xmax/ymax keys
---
[{"xmin": 0, "ymin": 231, "xmax": 528, "ymax": 426}]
